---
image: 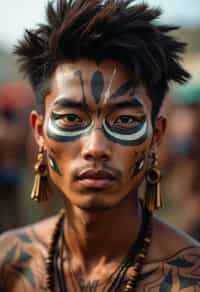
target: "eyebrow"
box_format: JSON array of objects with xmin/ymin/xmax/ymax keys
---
[
  {"xmin": 108, "ymin": 99, "xmax": 144, "ymax": 110},
  {"xmin": 52, "ymin": 97, "xmax": 144, "ymax": 113},
  {"xmin": 53, "ymin": 98, "xmax": 88, "ymax": 110}
]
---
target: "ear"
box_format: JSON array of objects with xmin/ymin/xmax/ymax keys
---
[
  {"xmin": 29, "ymin": 111, "xmax": 45, "ymax": 147},
  {"xmin": 151, "ymin": 116, "xmax": 167, "ymax": 152}
]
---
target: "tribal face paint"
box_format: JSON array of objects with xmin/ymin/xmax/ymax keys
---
[
  {"xmin": 48, "ymin": 154, "xmax": 62, "ymax": 176},
  {"xmin": 102, "ymin": 118, "xmax": 148, "ymax": 146},
  {"xmin": 132, "ymin": 151, "xmax": 146, "ymax": 177},
  {"xmin": 47, "ymin": 110, "xmax": 94, "ymax": 142},
  {"xmin": 42, "ymin": 60, "xmax": 154, "ymax": 211},
  {"xmin": 103, "ymin": 68, "xmax": 117, "ymax": 104},
  {"xmin": 47, "ymin": 102, "xmax": 148, "ymax": 146},
  {"xmin": 91, "ymin": 70, "xmax": 104, "ymax": 104},
  {"xmin": 47, "ymin": 95, "xmax": 95, "ymax": 142},
  {"xmin": 102, "ymin": 99, "xmax": 148, "ymax": 146},
  {"xmin": 47, "ymin": 69, "xmax": 148, "ymax": 146}
]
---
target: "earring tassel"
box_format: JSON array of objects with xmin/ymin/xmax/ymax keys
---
[
  {"xmin": 31, "ymin": 173, "xmax": 48, "ymax": 202},
  {"xmin": 143, "ymin": 181, "xmax": 163, "ymax": 211}
]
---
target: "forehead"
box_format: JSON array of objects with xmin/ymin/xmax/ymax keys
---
[{"xmin": 47, "ymin": 59, "xmax": 151, "ymax": 110}]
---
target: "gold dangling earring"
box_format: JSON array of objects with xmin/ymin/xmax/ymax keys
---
[
  {"xmin": 143, "ymin": 152, "xmax": 163, "ymax": 211},
  {"xmin": 30, "ymin": 146, "xmax": 48, "ymax": 202}
]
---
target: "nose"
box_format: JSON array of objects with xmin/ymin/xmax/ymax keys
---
[{"xmin": 81, "ymin": 128, "xmax": 112, "ymax": 162}]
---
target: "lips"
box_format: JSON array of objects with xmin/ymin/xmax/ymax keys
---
[{"xmin": 77, "ymin": 169, "xmax": 116, "ymax": 189}]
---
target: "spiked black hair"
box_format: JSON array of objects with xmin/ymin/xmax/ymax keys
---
[{"xmin": 14, "ymin": 0, "xmax": 190, "ymax": 119}]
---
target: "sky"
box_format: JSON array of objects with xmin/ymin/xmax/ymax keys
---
[{"xmin": 0, "ymin": 0, "xmax": 200, "ymax": 50}]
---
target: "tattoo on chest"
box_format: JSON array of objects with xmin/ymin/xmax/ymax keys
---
[
  {"xmin": 137, "ymin": 246, "xmax": 200, "ymax": 291},
  {"xmin": 0, "ymin": 231, "xmax": 47, "ymax": 291}
]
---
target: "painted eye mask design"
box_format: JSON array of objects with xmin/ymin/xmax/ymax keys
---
[
  {"xmin": 47, "ymin": 111, "xmax": 148, "ymax": 146},
  {"xmin": 47, "ymin": 69, "xmax": 148, "ymax": 145},
  {"xmin": 47, "ymin": 112, "xmax": 95, "ymax": 142},
  {"xmin": 103, "ymin": 116, "xmax": 148, "ymax": 146}
]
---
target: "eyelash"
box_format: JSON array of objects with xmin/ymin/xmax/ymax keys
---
[
  {"xmin": 52, "ymin": 112, "xmax": 82, "ymax": 121},
  {"xmin": 51, "ymin": 112, "xmax": 145, "ymax": 130},
  {"xmin": 114, "ymin": 115, "xmax": 138, "ymax": 123}
]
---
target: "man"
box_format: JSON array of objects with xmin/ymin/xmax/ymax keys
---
[{"xmin": 0, "ymin": 0, "xmax": 199, "ymax": 291}]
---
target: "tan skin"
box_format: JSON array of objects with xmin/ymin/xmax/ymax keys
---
[{"xmin": 0, "ymin": 60, "xmax": 199, "ymax": 291}]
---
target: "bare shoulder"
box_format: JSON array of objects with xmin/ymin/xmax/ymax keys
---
[
  {"xmin": 137, "ymin": 216, "xmax": 200, "ymax": 291},
  {"xmin": 149, "ymin": 215, "xmax": 200, "ymax": 259},
  {"xmin": 0, "ymin": 215, "xmax": 57, "ymax": 292}
]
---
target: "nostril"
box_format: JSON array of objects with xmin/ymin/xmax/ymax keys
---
[
  {"xmin": 83, "ymin": 150, "xmax": 110, "ymax": 162},
  {"xmin": 81, "ymin": 128, "xmax": 112, "ymax": 161}
]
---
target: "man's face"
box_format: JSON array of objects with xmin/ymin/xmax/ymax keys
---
[{"xmin": 34, "ymin": 60, "xmax": 154, "ymax": 210}]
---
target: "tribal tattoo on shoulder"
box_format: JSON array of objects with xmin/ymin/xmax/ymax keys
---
[
  {"xmin": 137, "ymin": 246, "xmax": 200, "ymax": 291},
  {"xmin": 47, "ymin": 68, "xmax": 148, "ymax": 146},
  {"xmin": 0, "ymin": 230, "xmax": 48, "ymax": 291}
]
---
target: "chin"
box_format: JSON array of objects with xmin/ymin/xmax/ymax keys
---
[
  {"xmin": 68, "ymin": 191, "xmax": 127, "ymax": 212},
  {"xmin": 77, "ymin": 203, "xmax": 113, "ymax": 212}
]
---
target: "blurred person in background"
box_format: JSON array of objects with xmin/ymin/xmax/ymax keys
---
[
  {"xmin": 159, "ymin": 83, "xmax": 200, "ymax": 241},
  {"xmin": 0, "ymin": 1, "xmax": 200, "ymax": 291},
  {"xmin": 0, "ymin": 81, "xmax": 33, "ymax": 232}
]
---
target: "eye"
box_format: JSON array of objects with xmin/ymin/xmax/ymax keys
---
[
  {"xmin": 62, "ymin": 114, "xmax": 82, "ymax": 123},
  {"xmin": 115, "ymin": 115, "xmax": 135, "ymax": 124},
  {"xmin": 52, "ymin": 112, "xmax": 84, "ymax": 128},
  {"xmin": 113, "ymin": 115, "xmax": 140, "ymax": 128}
]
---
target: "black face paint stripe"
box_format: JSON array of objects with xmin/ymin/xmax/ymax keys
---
[
  {"xmin": 111, "ymin": 80, "xmax": 133, "ymax": 99},
  {"xmin": 50, "ymin": 113, "xmax": 90, "ymax": 132},
  {"xmin": 47, "ymin": 120, "xmax": 94, "ymax": 142},
  {"xmin": 91, "ymin": 71, "xmax": 104, "ymax": 104},
  {"xmin": 132, "ymin": 152, "xmax": 146, "ymax": 177},
  {"xmin": 102, "ymin": 117, "xmax": 148, "ymax": 146},
  {"xmin": 103, "ymin": 128, "xmax": 148, "ymax": 146},
  {"xmin": 47, "ymin": 130, "xmax": 87, "ymax": 142},
  {"xmin": 104, "ymin": 118, "xmax": 146, "ymax": 135},
  {"xmin": 74, "ymin": 70, "xmax": 87, "ymax": 105},
  {"xmin": 50, "ymin": 123, "xmax": 89, "ymax": 132},
  {"xmin": 108, "ymin": 99, "xmax": 144, "ymax": 110},
  {"xmin": 48, "ymin": 155, "xmax": 62, "ymax": 176}
]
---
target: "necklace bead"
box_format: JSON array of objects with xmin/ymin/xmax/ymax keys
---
[{"xmin": 45, "ymin": 208, "xmax": 152, "ymax": 291}]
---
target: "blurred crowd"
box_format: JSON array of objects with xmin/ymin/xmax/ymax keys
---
[
  {"xmin": 0, "ymin": 80, "xmax": 200, "ymax": 242},
  {"xmin": 159, "ymin": 83, "xmax": 200, "ymax": 241},
  {"xmin": 0, "ymin": 81, "xmax": 61, "ymax": 233}
]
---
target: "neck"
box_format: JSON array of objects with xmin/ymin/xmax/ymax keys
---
[{"xmin": 63, "ymin": 194, "xmax": 142, "ymax": 273}]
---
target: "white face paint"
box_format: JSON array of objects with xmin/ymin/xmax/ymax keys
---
[
  {"xmin": 103, "ymin": 68, "xmax": 117, "ymax": 104},
  {"xmin": 138, "ymin": 159, "xmax": 145, "ymax": 170},
  {"xmin": 47, "ymin": 118, "xmax": 95, "ymax": 142},
  {"xmin": 47, "ymin": 109, "xmax": 148, "ymax": 146},
  {"xmin": 102, "ymin": 119, "xmax": 148, "ymax": 146},
  {"xmin": 47, "ymin": 68, "xmax": 148, "ymax": 146},
  {"xmin": 49, "ymin": 157, "xmax": 54, "ymax": 168}
]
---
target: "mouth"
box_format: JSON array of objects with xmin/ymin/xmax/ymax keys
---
[{"xmin": 77, "ymin": 168, "xmax": 116, "ymax": 189}]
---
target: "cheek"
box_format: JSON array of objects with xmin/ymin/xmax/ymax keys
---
[
  {"xmin": 119, "ymin": 136, "xmax": 152, "ymax": 180},
  {"xmin": 44, "ymin": 116, "xmax": 81, "ymax": 166},
  {"xmin": 44, "ymin": 135, "xmax": 81, "ymax": 179}
]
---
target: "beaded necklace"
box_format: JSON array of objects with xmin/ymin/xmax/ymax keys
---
[{"xmin": 46, "ymin": 208, "xmax": 152, "ymax": 292}]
